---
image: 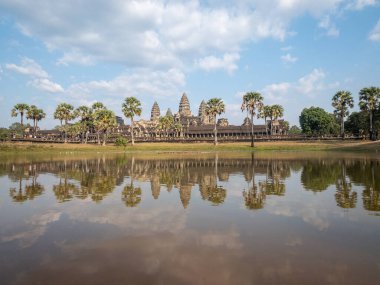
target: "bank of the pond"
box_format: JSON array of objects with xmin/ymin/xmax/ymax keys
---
[{"xmin": 1, "ymin": 140, "xmax": 379, "ymax": 153}]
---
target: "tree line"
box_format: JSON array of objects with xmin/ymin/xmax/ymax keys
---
[{"xmin": 2, "ymin": 86, "xmax": 379, "ymax": 144}]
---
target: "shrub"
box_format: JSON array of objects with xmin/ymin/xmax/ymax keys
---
[{"xmin": 115, "ymin": 136, "xmax": 128, "ymax": 147}]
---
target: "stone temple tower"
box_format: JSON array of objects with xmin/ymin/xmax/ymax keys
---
[
  {"xmin": 178, "ymin": 93, "xmax": 191, "ymax": 117},
  {"xmin": 198, "ymin": 100, "xmax": 206, "ymax": 117},
  {"xmin": 150, "ymin": 101, "xmax": 160, "ymax": 121}
]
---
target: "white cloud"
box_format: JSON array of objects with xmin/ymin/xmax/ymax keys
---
[
  {"xmin": 0, "ymin": 0, "xmax": 346, "ymax": 73},
  {"xmin": 197, "ymin": 53, "xmax": 240, "ymax": 73},
  {"xmin": 5, "ymin": 57, "xmax": 64, "ymax": 93},
  {"xmin": 369, "ymin": 19, "xmax": 380, "ymax": 41},
  {"xmin": 261, "ymin": 82, "xmax": 292, "ymax": 104},
  {"xmin": 318, "ymin": 16, "xmax": 339, "ymax": 37},
  {"xmin": 5, "ymin": 57, "xmax": 48, "ymax": 78},
  {"xmin": 296, "ymin": 68, "xmax": 326, "ymax": 95},
  {"xmin": 346, "ymin": 0, "xmax": 378, "ymax": 10},
  {"xmin": 57, "ymin": 51, "xmax": 95, "ymax": 66},
  {"xmin": 281, "ymin": 53, "xmax": 298, "ymax": 64},
  {"xmin": 30, "ymin": 78, "xmax": 64, "ymax": 93},
  {"xmin": 65, "ymin": 68, "xmax": 185, "ymax": 113},
  {"xmin": 281, "ymin": 45, "xmax": 293, "ymax": 51}
]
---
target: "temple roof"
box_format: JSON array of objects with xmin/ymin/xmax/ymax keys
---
[
  {"xmin": 198, "ymin": 100, "xmax": 206, "ymax": 117},
  {"xmin": 150, "ymin": 101, "xmax": 160, "ymax": 121},
  {"xmin": 179, "ymin": 93, "xmax": 191, "ymax": 116}
]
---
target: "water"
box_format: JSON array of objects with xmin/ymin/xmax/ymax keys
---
[{"xmin": 0, "ymin": 152, "xmax": 379, "ymax": 285}]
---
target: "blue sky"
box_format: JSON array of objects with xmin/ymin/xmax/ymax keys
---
[{"xmin": 0, "ymin": 0, "xmax": 379, "ymax": 129}]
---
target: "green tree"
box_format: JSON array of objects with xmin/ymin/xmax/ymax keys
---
[
  {"xmin": 0, "ymin": 128, "xmax": 10, "ymax": 142},
  {"xmin": 11, "ymin": 103, "xmax": 29, "ymax": 126},
  {"xmin": 75, "ymin": 105, "xmax": 92, "ymax": 143},
  {"xmin": 282, "ymin": 120, "xmax": 290, "ymax": 135},
  {"xmin": 93, "ymin": 109, "xmax": 117, "ymax": 146},
  {"xmin": 259, "ymin": 105, "xmax": 272, "ymax": 135},
  {"xmin": 54, "ymin": 103, "xmax": 75, "ymax": 142},
  {"xmin": 206, "ymin": 98, "xmax": 225, "ymax": 146},
  {"xmin": 359, "ymin": 87, "xmax": 380, "ymax": 141},
  {"xmin": 288, "ymin": 125, "xmax": 302, "ymax": 135},
  {"xmin": 299, "ymin": 106, "xmax": 338, "ymax": 136},
  {"xmin": 332, "ymin": 90, "xmax": 354, "ymax": 139},
  {"xmin": 345, "ymin": 111, "xmax": 369, "ymax": 137},
  {"xmin": 26, "ymin": 105, "xmax": 46, "ymax": 135},
  {"xmin": 158, "ymin": 115, "xmax": 174, "ymax": 138},
  {"xmin": 241, "ymin": 92, "xmax": 263, "ymax": 147},
  {"xmin": 122, "ymin": 97, "xmax": 142, "ymax": 145},
  {"xmin": 269, "ymin": 104, "xmax": 284, "ymax": 135}
]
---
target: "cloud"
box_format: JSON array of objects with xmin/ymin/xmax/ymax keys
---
[
  {"xmin": 5, "ymin": 57, "xmax": 64, "ymax": 93},
  {"xmin": 197, "ymin": 53, "xmax": 240, "ymax": 73},
  {"xmin": 30, "ymin": 78, "xmax": 65, "ymax": 93},
  {"xmin": 5, "ymin": 58, "xmax": 49, "ymax": 78},
  {"xmin": 57, "ymin": 51, "xmax": 95, "ymax": 66},
  {"xmin": 296, "ymin": 68, "xmax": 326, "ymax": 95},
  {"xmin": 318, "ymin": 16, "xmax": 339, "ymax": 37},
  {"xmin": 369, "ymin": 19, "xmax": 380, "ymax": 41},
  {"xmin": 0, "ymin": 0, "xmax": 347, "ymax": 73},
  {"xmin": 281, "ymin": 45, "xmax": 293, "ymax": 51},
  {"xmin": 262, "ymin": 82, "xmax": 292, "ymax": 102},
  {"xmin": 65, "ymin": 68, "xmax": 185, "ymax": 114},
  {"xmin": 281, "ymin": 53, "xmax": 298, "ymax": 64},
  {"xmin": 346, "ymin": 0, "xmax": 378, "ymax": 10}
]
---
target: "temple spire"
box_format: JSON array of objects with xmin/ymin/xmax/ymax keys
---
[
  {"xmin": 178, "ymin": 93, "xmax": 191, "ymax": 117},
  {"xmin": 150, "ymin": 101, "xmax": 160, "ymax": 121}
]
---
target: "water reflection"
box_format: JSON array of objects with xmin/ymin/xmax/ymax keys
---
[
  {"xmin": 0, "ymin": 154, "xmax": 379, "ymax": 211},
  {"xmin": 1, "ymin": 153, "xmax": 380, "ymax": 285}
]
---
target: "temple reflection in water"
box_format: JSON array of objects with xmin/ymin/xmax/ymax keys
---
[{"xmin": 1, "ymin": 154, "xmax": 379, "ymax": 212}]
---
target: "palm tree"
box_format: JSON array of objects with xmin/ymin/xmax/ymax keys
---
[
  {"xmin": 206, "ymin": 98, "xmax": 225, "ymax": 146},
  {"xmin": 54, "ymin": 103, "xmax": 75, "ymax": 143},
  {"xmin": 75, "ymin": 105, "xmax": 92, "ymax": 143},
  {"xmin": 259, "ymin": 105, "xmax": 272, "ymax": 136},
  {"xmin": 158, "ymin": 115, "xmax": 174, "ymax": 139},
  {"xmin": 26, "ymin": 105, "xmax": 45, "ymax": 135},
  {"xmin": 11, "ymin": 103, "xmax": 29, "ymax": 126},
  {"xmin": 359, "ymin": 87, "xmax": 380, "ymax": 141},
  {"xmin": 122, "ymin": 97, "xmax": 142, "ymax": 145},
  {"xmin": 332, "ymin": 91, "xmax": 354, "ymax": 139},
  {"xmin": 92, "ymin": 102, "xmax": 106, "ymax": 111},
  {"xmin": 270, "ymin": 104, "xmax": 284, "ymax": 135},
  {"xmin": 241, "ymin": 92, "xmax": 263, "ymax": 147},
  {"xmin": 93, "ymin": 109, "xmax": 117, "ymax": 146}
]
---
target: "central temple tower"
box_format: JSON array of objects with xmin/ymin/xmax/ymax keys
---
[{"xmin": 178, "ymin": 93, "xmax": 191, "ymax": 117}]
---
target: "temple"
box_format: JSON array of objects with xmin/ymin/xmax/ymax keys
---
[{"xmin": 129, "ymin": 93, "xmax": 286, "ymax": 141}]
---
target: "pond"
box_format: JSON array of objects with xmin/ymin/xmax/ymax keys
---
[{"xmin": 0, "ymin": 152, "xmax": 379, "ymax": 285}]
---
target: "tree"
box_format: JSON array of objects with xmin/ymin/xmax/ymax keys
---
[
  {"xmin": 93, "ymin": 109, "xmax": 117, "ymax": 146},
  {"xmin": 11, "ymin": 103, "xmax": 29, "ymax": 126},
  {"xmin": 122, "ymin": 97, "xmax": 142, "ymax": 145},
  {"xmin": 241, "ymin": 92, "xmax": 263, "ymax": 147},
  {"xmin": 269, "ymin": 104, "xmax": 284, "ymax": 135},
  {"xmin": 259, "ymin": 105, "xmax": 272, "ymax": 135},
  {"xmin": 345, "ymin": 111, "xmax": 369, "ymax": 137},
  {"xmin": 158, "ymin": 115, "xmax": 174, "ymax": 138},
  {"xmin": 359, "ymin": 87, "xmax": 380, "ymax": 141},
  {"xmin": 54, "ymin": 103, "xmax": 75, "ymax": 142},
  {"xmin": 299, "ymin": 106, "xmax": 339, "ymax": 136},
  {"xmin": 26, "ymin": 105, "xmax": 45, "ymax": 135},
  {"xmin": 206, "ymin": 98, "xmax": 225, "ymax": 146},
  {"xmin": 282, "ymin": 121, "xmax": 290, "ymax": 135},
  {"xmin": 288, "ymin": 125, "xmax": 302, "ymax": 135},
  {"xmin": 75, "ymin": 105, "xmax": 92, "ymax": 143},
  {"xmin": 332, "ymin": 90, "xmax": 354, "ymax": 139}
]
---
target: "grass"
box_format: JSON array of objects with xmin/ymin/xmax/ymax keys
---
[{"xmin": 1, "ymin": 140, "xmax": 379, "ymax": 153}]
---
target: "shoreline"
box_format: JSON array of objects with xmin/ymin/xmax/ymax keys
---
[{"xmin": 1, "ymin": 140, "xmax": 379, "ymax": 153}]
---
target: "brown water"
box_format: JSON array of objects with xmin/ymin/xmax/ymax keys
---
[{"xmin": 0, "ymin": 152, "xmax": 379, "ymax": 285}]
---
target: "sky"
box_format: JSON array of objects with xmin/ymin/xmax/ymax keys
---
[{"xmin": 0, "ymin": 0, "xmax": 380, "ymax": 129}]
